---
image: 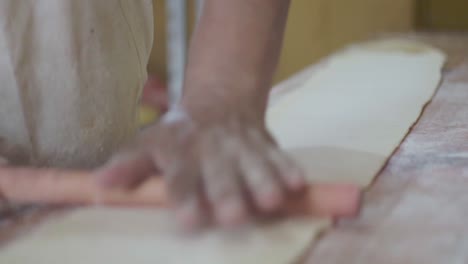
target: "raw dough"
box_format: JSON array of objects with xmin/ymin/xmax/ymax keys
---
[
  {"xmin": 268, "ymin": 39, "xmax": 446, "ymax": 185},
  {"xmin": 0, "ymin": 39, "xmax": 446, "ymax": 264}
]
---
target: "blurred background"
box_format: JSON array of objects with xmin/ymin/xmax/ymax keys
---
[{"xmin": 147, "ymin": 0, "xmax": 468, "ymax": 86}]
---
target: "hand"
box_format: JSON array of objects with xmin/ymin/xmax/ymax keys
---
[{"xmin": 97, "ymin": 104, "xmax": 306, "ymax": 229}]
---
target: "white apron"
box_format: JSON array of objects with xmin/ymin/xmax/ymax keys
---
[{"xmin": 0, "ymin": 0, "xmax": 153, "ymax": 168}]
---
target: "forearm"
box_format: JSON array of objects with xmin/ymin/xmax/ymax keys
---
[{"xmin": 181, "ymin": 0, "xmax": 291, "ymax": 117}]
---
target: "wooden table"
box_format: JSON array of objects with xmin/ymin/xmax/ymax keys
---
[
  {"xmin": 1, "ymin": 34, "xmax": 467, "ymax": 263},
  {"xmin": 303, "ymin": 34, "xmax": 468, "ymax": 263}
]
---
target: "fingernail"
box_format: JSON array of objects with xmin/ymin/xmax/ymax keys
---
[{"xmin": 217, "ymin": 199, "xmax": 246, "ymax": 227}]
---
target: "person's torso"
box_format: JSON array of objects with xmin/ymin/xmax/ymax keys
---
[{"xmin": 0, "ymin": 0, "xmax": 153, "ymax": 168}]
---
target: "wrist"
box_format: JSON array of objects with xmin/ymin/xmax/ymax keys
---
[
  {"xmin": 183, "ymin": 70, "xmax": 271, "ymax": 110},
  {"xmin": 180, "ymin": 82, "xmax": 268, "ymax": 123}
]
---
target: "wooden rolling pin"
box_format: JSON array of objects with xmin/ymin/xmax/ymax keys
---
[{"xmin": 0, "ymin": 168, "xmax": 361, "ymax": 217}]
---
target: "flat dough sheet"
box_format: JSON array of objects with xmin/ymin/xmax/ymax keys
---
[{"xmin": 0, "ymin": 39, "xmax": 446, "ymax": 264}]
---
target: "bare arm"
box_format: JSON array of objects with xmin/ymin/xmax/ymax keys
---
[
  {"xmin": 182, "ymin": 0, "xmax": 291, "ymax": 117},
  {"xmin": 99, "ymin": 0, "xmax": 310, "ymax": 229}
]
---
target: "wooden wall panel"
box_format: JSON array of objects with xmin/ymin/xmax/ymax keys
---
[
  {"xmin": 147, "ymin": 0, "xmax": 415, "ymax": 83},
  {"xmin": 418, "ymin": 0, "xmax": 468, "ymax": 30}
]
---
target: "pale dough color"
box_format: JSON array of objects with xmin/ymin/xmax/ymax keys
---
[{"xmin": 0, "ymin": 39, "xmax": 446, "ymax": 264}]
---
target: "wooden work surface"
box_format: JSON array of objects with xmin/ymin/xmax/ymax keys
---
[
  {"xmin": 0, "ymin": 33, "xmax": 467, "ymax": 263},
  {"xmin": 303, "ymin": 33, "xmax": 468, "ymax": 263}
]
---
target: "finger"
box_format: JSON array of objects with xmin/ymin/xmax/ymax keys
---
[
  {"xmin": 96, "ymin": 152, "xmax": 156, "ymax": 189},
  {"xmin": 201, "ymin": 145, "xmax": 247, "ymax": 227},
  {"xmin": 247, "ymin": 128, "xmax": 305, "ymax": 191},
  {"xmin": 267, "ymin": 148, "xmax": 307, "ymax": 192},
  {"xmin": 165, "ymin": 162, "xmax": 204, "ymax": 230},
  {"xmin": 249, "ymin": 127, "xmax": 306, "ymax": 191},
  {"xmin": 238, "ymin": 147, "xmax": 285, "ymax": 213},
  {"xmin": 174, "ymin": 195, "xmax": 204, "ymax": 231}
]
